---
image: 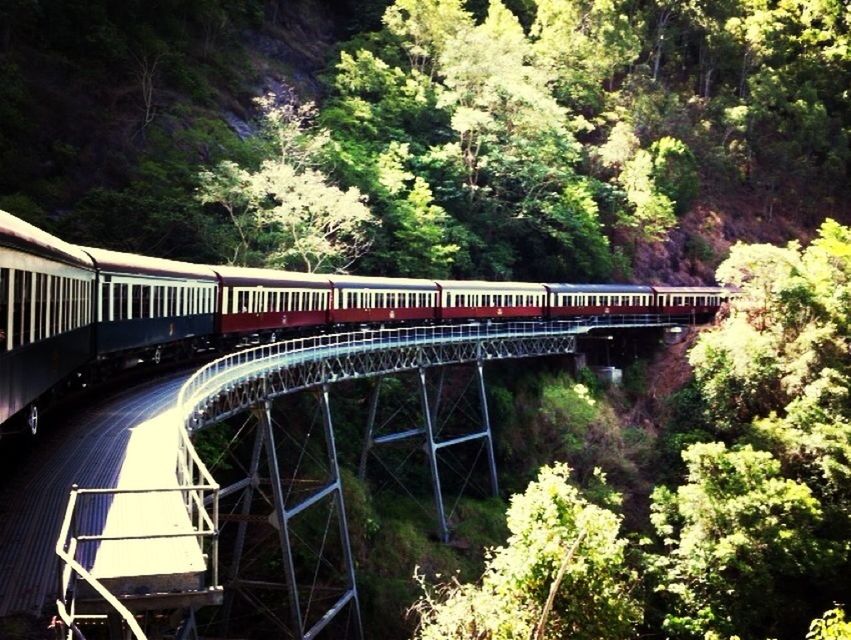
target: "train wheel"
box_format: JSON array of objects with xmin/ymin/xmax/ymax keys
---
[{"xmin": 27, "ymin": 404, "xmax": 38, "ymax": 436}]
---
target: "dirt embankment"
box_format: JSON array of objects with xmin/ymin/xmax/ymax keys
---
[{"xmin": 630, "ymin": 187, "xmax": 843, "ymax": 286}]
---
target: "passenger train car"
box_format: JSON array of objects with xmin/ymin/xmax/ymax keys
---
[
  {"xmin": 0, "ymin": 209, "xmax": 731, "ymax": 436},
  {"xmin": 0, "ymin": 211, "xmax": 96, "ymax": 433}
]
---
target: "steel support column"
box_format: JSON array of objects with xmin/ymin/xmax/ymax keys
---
[
  {"xmin": 420, "ymin": 367, "xmax": 450, "ymax": 543},
  {"xmin": 225, "ymin": 396, "xmax": 364, "ymax": 640},
  {"xmin": 319, "ymin": 384, "xmax": 364, "ymax": 640},
  {"xmin": 476, "ymin": 359, "xmax": 499, "ymax": 498},
  {"xmin": 358, "ymin": 379, "xmax": 382, "ymax": 481},
  {"xmin": 221, "ymin": 419, "xmax": 265, "ymax": 634},
  {"xmin": 257, "ymin": 400, "xmax": 304, "ymax": 636}
]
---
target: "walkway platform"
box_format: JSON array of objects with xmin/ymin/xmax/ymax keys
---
[{"xmin": 83, "ymin": 409, "xmax": 206, "ymax": 598}]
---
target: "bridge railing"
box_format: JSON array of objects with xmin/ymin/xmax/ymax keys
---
[
  {"xmin": 177, "ymin": 315, "xmax": 689, "ymax": 428},
  {"xmin": 55, "ymin": 427, "xmax": 219, "ymax": 639}
]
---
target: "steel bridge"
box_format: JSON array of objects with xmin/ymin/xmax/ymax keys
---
[{"xmin": 49, "ymin": 315, "xmax": 693, "ymax": 640}]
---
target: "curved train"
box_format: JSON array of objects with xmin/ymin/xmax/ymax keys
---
[{"xmin": 0, "ymin": 209, "xmax": 730, "ymax": 435}]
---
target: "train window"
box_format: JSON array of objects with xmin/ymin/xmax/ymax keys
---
[
  {"xmin": 13, "ymin": 271, "xmax": 26, "ymax": 346},
  {"xmin": 142, "ymin": 285, "xmax": 151, "ymax": 318},
  {"xmin": 374, "ymin": 293, "xmax": 383, "ymax": 308},
  {"xmin": 132, "ymin": 285, "xmax": 143, "ymax": 319},
  {"xmin": 68, "ymin": 278, "xmax": 75, "ymax": 330},
  {"xmin": 68, "ymin": 278, "xmax": 74, "ymax": 330},
  {"xmin": 32, "ymin": 274, "xmax": 42, "ymax": 341},
  {"xmin": 236, "ymin": 291, "xmax": 248, "ymax": 313},
  {"xmin": 155, "ymin": 286, "xmax": 164, "ymax": 317},
  {"xmin": 0, "ymin": 269, "xmax": 7, "ymax": 351},
  {"xmin": 50, "ymin": 277, "xmax": 58, "ymax": 334},
  {"xmin": 114, "ymin": 283, "xmax": 125, "ymax": 321}
]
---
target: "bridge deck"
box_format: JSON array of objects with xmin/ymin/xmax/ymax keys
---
[{"xmin": 0, "ymin": 372, "xmax": 192, "ymax": 617}]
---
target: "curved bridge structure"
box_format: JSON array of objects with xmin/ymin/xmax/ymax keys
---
[{"xmin": 54, "ymin": 315, "xmax": 692, "ymax": 640}]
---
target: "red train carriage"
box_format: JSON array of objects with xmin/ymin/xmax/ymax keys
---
[
  {"xmin": 653, "ymin": 286, "xmax": 729, "ymax": 319},
  {"xmin": 546, "ymin": 284, "xmax": 656, "ymax": 318},
  {"xmin": 0, "ymin": 211, "xmax": 96, "ymax": 433},
  {"xmin": 438, "ymin": 280, "xmax": 547, "ymax": 321},
  {"xmin": 329, "ymin": 275, "xmax": 439, "ymax": 325},
  {"xmin": 213, "ymin": 266, "xmax": 332, "ymax": 337},
  {"xmin": 83, "ymin": 247, "xmax": 219, "ymax": 358}
]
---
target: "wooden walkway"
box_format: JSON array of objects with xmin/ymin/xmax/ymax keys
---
[{"xmin": 0, "ymin": 372, "xmax": 192, "ymax": 617}]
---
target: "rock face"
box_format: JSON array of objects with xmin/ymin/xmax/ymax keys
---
[{"xmin": 630, "ymin": 193, "xmax": 814, "ymax": 286}]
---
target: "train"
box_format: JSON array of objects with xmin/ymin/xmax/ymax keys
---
[{"xmin": 0, "ymin": 209, "xmax": 731, "ymax": 436}]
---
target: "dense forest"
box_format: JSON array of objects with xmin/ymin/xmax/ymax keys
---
[{"xmin": 1, "ymin": 0, "xmax": 850, "ymax": 638}]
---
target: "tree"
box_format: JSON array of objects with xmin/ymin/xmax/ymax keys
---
[
  {"xmin": 411, "ymin": 463, "xmax": 642, "ymax": 640},
  {"xmin": 197, "ymin": 100, "xmax": 378, "ymax": 271},
  {"xmin": 649, "ymin": 137, "xmax": 699, "ymax": 214},
  {"xmin": 650, "ymin": 442, "xmax": 834, "ymax": 639},
  {"xmin": 383, "ymin": 0, "xmax": 474, "ymax": 76},
  {"xmin": 530, "ymin": 0, "xmax": 641, "ymax": 108},
  {"xmin": 616, "ymin": 149, "xmax": 677, "ymax": 241},
  {"xmin": 807, "ymin": 608, "xmax": 851, "ymax": 640}
]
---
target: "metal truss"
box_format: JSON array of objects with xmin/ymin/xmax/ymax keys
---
[
  {"xmin": 358, "ymin": 363, "xmax": 499, "ymax": 542},
  {"xmin": 209, "ymin": 392, "xmax": 362, "ymax": 640},
  {"xmin": 181, "ymin": 323, "xmax": 583, "ymax": 431}
]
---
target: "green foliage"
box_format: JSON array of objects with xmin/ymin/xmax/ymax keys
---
[
  {"xmin": 412, "ymin": 463, "xmax": 641, "ymax": 640},
  {"xmin": 650, "ymin": 442, "xmax": 836, "ymax": 639},
  {"xmin": 621, "ymin": 359, "xmax": 648, "ymax": 401},
  {"xmin": 616, "ymin": 148, "xmax": 677, "ymax": 241},
  {"xmin": 649, "ymin": 137, "xmax": 699, "ymax": 215},
  {"xmin": 807, "ymin": 608, "xmax": 851, "ymax": 640},
  {"xmin": 198, "ymin": 101, "xmax": 378, "ymax": 271}
]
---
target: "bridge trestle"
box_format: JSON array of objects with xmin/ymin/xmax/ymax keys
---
[
  {"xmin": 359, "ymin": 360, "xmax": 500, "ymax": 543},
  {"xmin": 211, "ymin": 391, "xmax": 363, "ymax": 640}
]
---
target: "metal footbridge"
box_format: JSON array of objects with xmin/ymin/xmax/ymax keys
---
[{"xmin": 47, "ymin": 316, "xmax": 691, "ymax": 639}]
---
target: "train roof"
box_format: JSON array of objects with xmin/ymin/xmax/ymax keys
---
[
  {"xmin": 652, "ymin": 285, "xmax": 729, "ymax": 294},
  {"xmin": 437, "ymin": 280, "xmax": 547, "ymax": 293},
  {"xmin": 546, "ymin": 283, "xmax": 655, "ymax": 294},
  {"xmin": 0, "ymin": 210, "xmax": 94, "ymax": 269},
  {"xmin": 330, "ymin": 274, "xmax": 439, "ymax": 291},
  {"xmin": 212, "ymin": 265, "xmax": 333, "ymax": 288},
  {"xmin": 82, "ymin": 246, "xmax": 218, "ymax": 280}
]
